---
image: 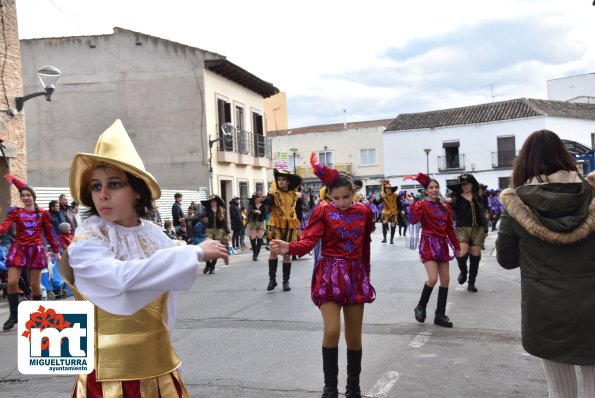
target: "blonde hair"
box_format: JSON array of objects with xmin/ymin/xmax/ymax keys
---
[{"xmin": 587, "ymin": 171, "xmax": 595, "ymax": 186}]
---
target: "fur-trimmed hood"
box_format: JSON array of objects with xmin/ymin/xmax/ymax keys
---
[{"xmin": 500, "ymin": 180, "xmax": 595, "ymax": 245}]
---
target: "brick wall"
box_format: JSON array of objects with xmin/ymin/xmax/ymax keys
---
[{"xmin": 0, "ymin": 0, "xmax": 26, "ymax": 219}]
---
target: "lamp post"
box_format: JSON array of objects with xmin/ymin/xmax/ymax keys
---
[
  {"xmin": 289, "ymin": 147, "xmax": 298, "ymax": 174},
  {"xmin": 208, "ymin": 123, "xmax": 234, "ymax": 194},
  {"xmin": 15, "ymin": 65, "xmax": 62, "ymax": 113},
  {"xmin": 423, "ymin": 148, "xmax": 432, "ymax": 175}
]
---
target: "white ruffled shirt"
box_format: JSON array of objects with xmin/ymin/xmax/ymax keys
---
[{"xmin": 67, "ymin": 216, "xmax": 203, "ymax": 332}]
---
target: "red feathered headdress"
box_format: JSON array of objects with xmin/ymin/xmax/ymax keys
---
[
  {"xmin": 414, "ymin": 172, "xmax": 431, "ymax": 189},
  {"xmin": 4, "ymin": 173, "xmax": 28, "ymax": 190},
  {"xmin": 310, "ymin": 152, "xmax": 339, "ymax": 187}
]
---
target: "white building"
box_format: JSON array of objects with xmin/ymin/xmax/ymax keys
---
[
  {"xmin": 383, "ymin": 98, "xmax": 595, "ymax": 191},
  {"xmin": 269, "ymin": 119, "xmax": 393, "ymax": 197}
]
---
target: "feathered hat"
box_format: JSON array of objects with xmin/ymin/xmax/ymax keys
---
[
  {"xmin": 4, "ymin": 173, "xmax": 35, "ymax": 198},
  {"xmin": 447, "ymin": 172, "xmax": 480, "ymax": 194},
  {"xmin": 414, "ymin": 172, "xmax": 431, "ymax": 189},
  {"xmin": 382, "ymin": 180, "xmax": 398, "ymax": 192},
  {"xmin": 310, "ymin": 152, "xmax": 340, "ymax": 187}
]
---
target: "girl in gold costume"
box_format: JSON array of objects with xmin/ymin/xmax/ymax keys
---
[{"xmin": 61, "ymin": 120, "xmax": 228, "ymax": 397}]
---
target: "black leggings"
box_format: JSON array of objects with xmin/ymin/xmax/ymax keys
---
[{"xmin": 232, "ymin": 228, "xmax": 241, "ymax": 248}]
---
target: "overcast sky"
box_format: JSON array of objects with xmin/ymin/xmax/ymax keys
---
[{"xmin": 16, "ymin": 0, "xmax": 595, "ymax": 128}]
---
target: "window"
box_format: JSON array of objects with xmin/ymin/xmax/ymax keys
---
[
  {"xmin": 498, "ymin": 176, "xmax": 511, "ymax": 189},
  {"xmin": 496, "ymin": 136, "xmax": 515, "ymax": 168},
  {"xmin": 360, "ymin": 148, "xmax": 376, "ymax": 166},
  {"xmin": 217, "ymin": 98, "xmax": 232, "ymax": 151},
  {"xmin": 318, "ymin": 151, "xmax": 333, "ymax": 167},
  {"xmin": 252, "ymin": 111, "xmax": 264, "ymax": 157},
  {"xmin": 443, "ymin": 141, "xmax": 460, "ymax": 169},
  {"xmin": 255, "ymin": 182, "xmax": 264, "ymax": 195},
  {"xmin": 239, "ymin": 181, "xmax": 249, "ymax": 209},
  {"xmin": 235, "ymin": 105, "xmax": 246, "ymax": 154}
]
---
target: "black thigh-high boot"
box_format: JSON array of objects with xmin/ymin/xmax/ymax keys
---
[
  {"xmin": 456, "ymin": 254, "xmax": 469, "ymax": 284},
  {"xmin": 468, "ymin": 255, "xmax": 481, "ymax": 292},
  {"xmin": 434, "ymin": 287, "xmax": 453, "ymax": 328},
  {"xmin": 255, "ymin": 238, "xmax": 263, "ymax": 259},
  {"xmin": 250, "ymin": 238, "xmax": 257, "ymax": 261},
  {"xmin": 322, "ymin": 346, "xmax": 339, "ymax": 398},
  {"xmin": 381, "ymin": 223, "xmax": 388, "ymax": 243},
  {"xmin": 414, "ymin": 283, "xmax": 434, "ymax": 323},
  {"xmin": 346, "ymin": 348, "xmax": 362, "ymax": 398},
  {"xmin": 209, "ymin": 259, "xmax": 217, "ymax": 274},
  {"xmin": 267, "ymin": 259, "xmax": 278, "ymax": 291},
  {"xmin": 3, "ymin": 293, "xmax": 19, "ymax": 331},
  {"xmin": 389, "ymin": 226, "xmax": 396, "ymax": 244},
  {"xmin": 403, "ymin": 224, "xmax": 408, "ymax": 237},
  {"xmin": 282, "ymin": 262, "xmax": 292, "ymax": 291}
]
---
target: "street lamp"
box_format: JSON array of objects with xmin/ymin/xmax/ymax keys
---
[
  {"xmin": 289, "ymin": 147, "xmax": 298, "ymax": 174},
  {"xmin": 15, "ymin": 65, "xmax": 62, "ymax": 113},
  {"xmin": 423, "ymin": 148, "xmax": 432, "ymax": 174},
  {"xmin": 208, "ymin": 123, "xmax": 234, "ymax": 193}
]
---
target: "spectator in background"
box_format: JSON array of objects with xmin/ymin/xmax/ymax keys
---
[
  {"xmin": 48, "ymin": 200, "xmax": 64, "ymax": 238},
  {"xmin": 176, "ymin": 221, "xmax": 192, "ymax": 245},
  {"xmin": 172, "ymin": 192, "xmax": 184, "ymax": 232},
  {"xmin": 163, "ymin": 220, "xmax": 176, "ymax": 240},
  {"xmin": 496, "ymin": 129, "xmax": 595, "ymax": 398},
  {"xmin": 193, "ymin": 213, "xmax": 208, "ymax": 245},
  {"xmin": 144, "ymin": 199, "xmax": 163, "ymax": 228},
  {"xmin": 59, "ymin": 194, "xmax": 77, "ymax": 231},
  {"xmin": 230, "ymin": 196, "xmax": 242, "ymax": 250},
  {"xmin": 58, "ymin": 222, "xmax": 73, "ymax": 251},
  {"xmin": 71, "ymin": 201, "xmax": 83, "ymax": 229}
]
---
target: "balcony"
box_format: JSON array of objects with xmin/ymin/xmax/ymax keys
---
[
  {"xmin": 491, "ymin": 150, "xmax": 518, "ymax": 168},
  {"xmin": 215, "ymin": 125, "xmax": 272, "ymax": 167},
  {"xmin": 437, "ymin": 154, "xmax": 465, "ymax": 172},
  {"xmin": 295, "ymin": 163, "xmax": 352, "ymax": 179}
]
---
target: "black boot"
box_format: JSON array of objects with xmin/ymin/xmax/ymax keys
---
[
  {"xmin": 203, "ymin": 261, "xmax": 210, "ymax": 274},
  {"xmin": 254, "ymin": 238, "xmax": 263, "ymax": 261},
  {"xmin": 267, "ymin": 259, "xmax": 278, "ymax": 291},
  {"xmin": 381, "ymin": 223, "xmax": 388, "ymax": 243},
  {"xmin": 3, "ymin": 293, "xmax": 19, "ymax": 331},
  {"xmin": 282, "ymin": 262, "xmax": 291, "ymax": 291},
  {"xmin": 209, "ymin": 259, "xmax": 217, "ymax": 274},
  {"xmin": 434, "ymin": 287, "xmax": 453, "ymax": 328},
  {"xmin": 346, "ymin": 348, "xmax": 362, "ymax": 398},
  {"xmin": 456, "ymin": 254, "xmax": 469, "ymax": 285},
  {"xmin": 468, "ymin": 255, "xmax": 480, "ymax": 292},
  {"xmin": 250, "ymin": 238, "xmax": 257, "ymax": 261},
  {"xmin": 322, "ymin": 346, "xmax": 339, "ymax": 398},
  {"xmin": 414, "ymin": 283, "xmax": 434, "ymax": 323},
  {"xmin": 389, "ymin": 227, "xmax": 396, "ymax": 244}
]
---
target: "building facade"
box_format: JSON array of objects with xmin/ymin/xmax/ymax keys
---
[
  {"xmin": 269, "ymin": 119, "xmax": 393, "ymax": 197},
  {"xmin": 383, "ymin": 98, "xmax": 595, "ymax": 192},
  {"xmin": 19, "ymin": 27, "xmax": 278, "ymax": 211}
]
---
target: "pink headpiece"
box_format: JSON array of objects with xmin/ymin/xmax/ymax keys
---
[
  {"xmin": 310, "ymin": 152, "xmax": 339, "ymax": 187},
  {"xmin": 4, "ymin": 173, "xmax": 28, "ymax": 190}
]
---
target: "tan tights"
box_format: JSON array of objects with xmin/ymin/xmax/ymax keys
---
[{"xmin": 320, "ymin": 302, "xmax": 364, "ymax": 349}]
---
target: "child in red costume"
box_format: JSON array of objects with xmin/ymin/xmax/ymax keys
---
[
  {"xmin": 407, "ymin": 173, "xmax": 459, "ymax": 328},
  {"xmin": 271, "ymin": 153, "xmax": 375, "ymax": 398},
  {"xmin": 0, "ymin": 174, "xmax": 61, "ymax": 331}
]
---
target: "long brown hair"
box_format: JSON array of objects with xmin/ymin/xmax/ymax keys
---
[{"xmin": 511, "ymin": 129, "xmax": 577, "ymax": 188}]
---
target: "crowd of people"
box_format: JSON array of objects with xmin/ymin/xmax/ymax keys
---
[{"xmin": 1, "ymin": 123, "xmax": 594, "ymax": 398}]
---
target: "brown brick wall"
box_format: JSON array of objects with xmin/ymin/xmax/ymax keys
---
[{"xmin": 0, "ymin": 0, "xmax": 26, "ymax": 219}]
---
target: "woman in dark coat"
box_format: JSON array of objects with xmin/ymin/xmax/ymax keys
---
[{"xmin": 496, "ymin": 129, "xmax": 595, "ymax": 397}]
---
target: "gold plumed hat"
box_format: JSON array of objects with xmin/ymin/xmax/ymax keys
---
[{"xmin": 69, "ymin": 119, "xmax": 161, "ymax": 207}]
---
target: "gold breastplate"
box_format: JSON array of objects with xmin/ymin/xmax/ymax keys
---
[{"xmin": 61, "ymin": 254, "xmax": 180, "ymax": 381}]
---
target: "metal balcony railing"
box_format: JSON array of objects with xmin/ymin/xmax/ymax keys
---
[
  {"xmin": 491, "ymin": 150, "xmax": 518, "ymax": 168},
  {"xmin": 215, "ymin": 124, "xmax": 271, "ymax": 159},
  {"xmin": 437, "ymin": 154, "xmax": 465, "ymax": 172},
  {"xmin": 296, "ymin": 163, "xmax": 352, "ymax": 178}
]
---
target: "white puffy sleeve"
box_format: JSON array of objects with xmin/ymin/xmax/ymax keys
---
[{"xmin": 67, "ymin": 218, "xmax": 204, "ymax": 316}]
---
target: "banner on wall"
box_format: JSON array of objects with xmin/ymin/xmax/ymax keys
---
[{"xmin": 272, "ymin": 152, "xmax": 289, "ymax": 170}]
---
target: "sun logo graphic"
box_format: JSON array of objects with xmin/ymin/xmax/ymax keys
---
[{"xmin": 18, "ymin": 301, "xmax": 94, "ymax": 374}]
